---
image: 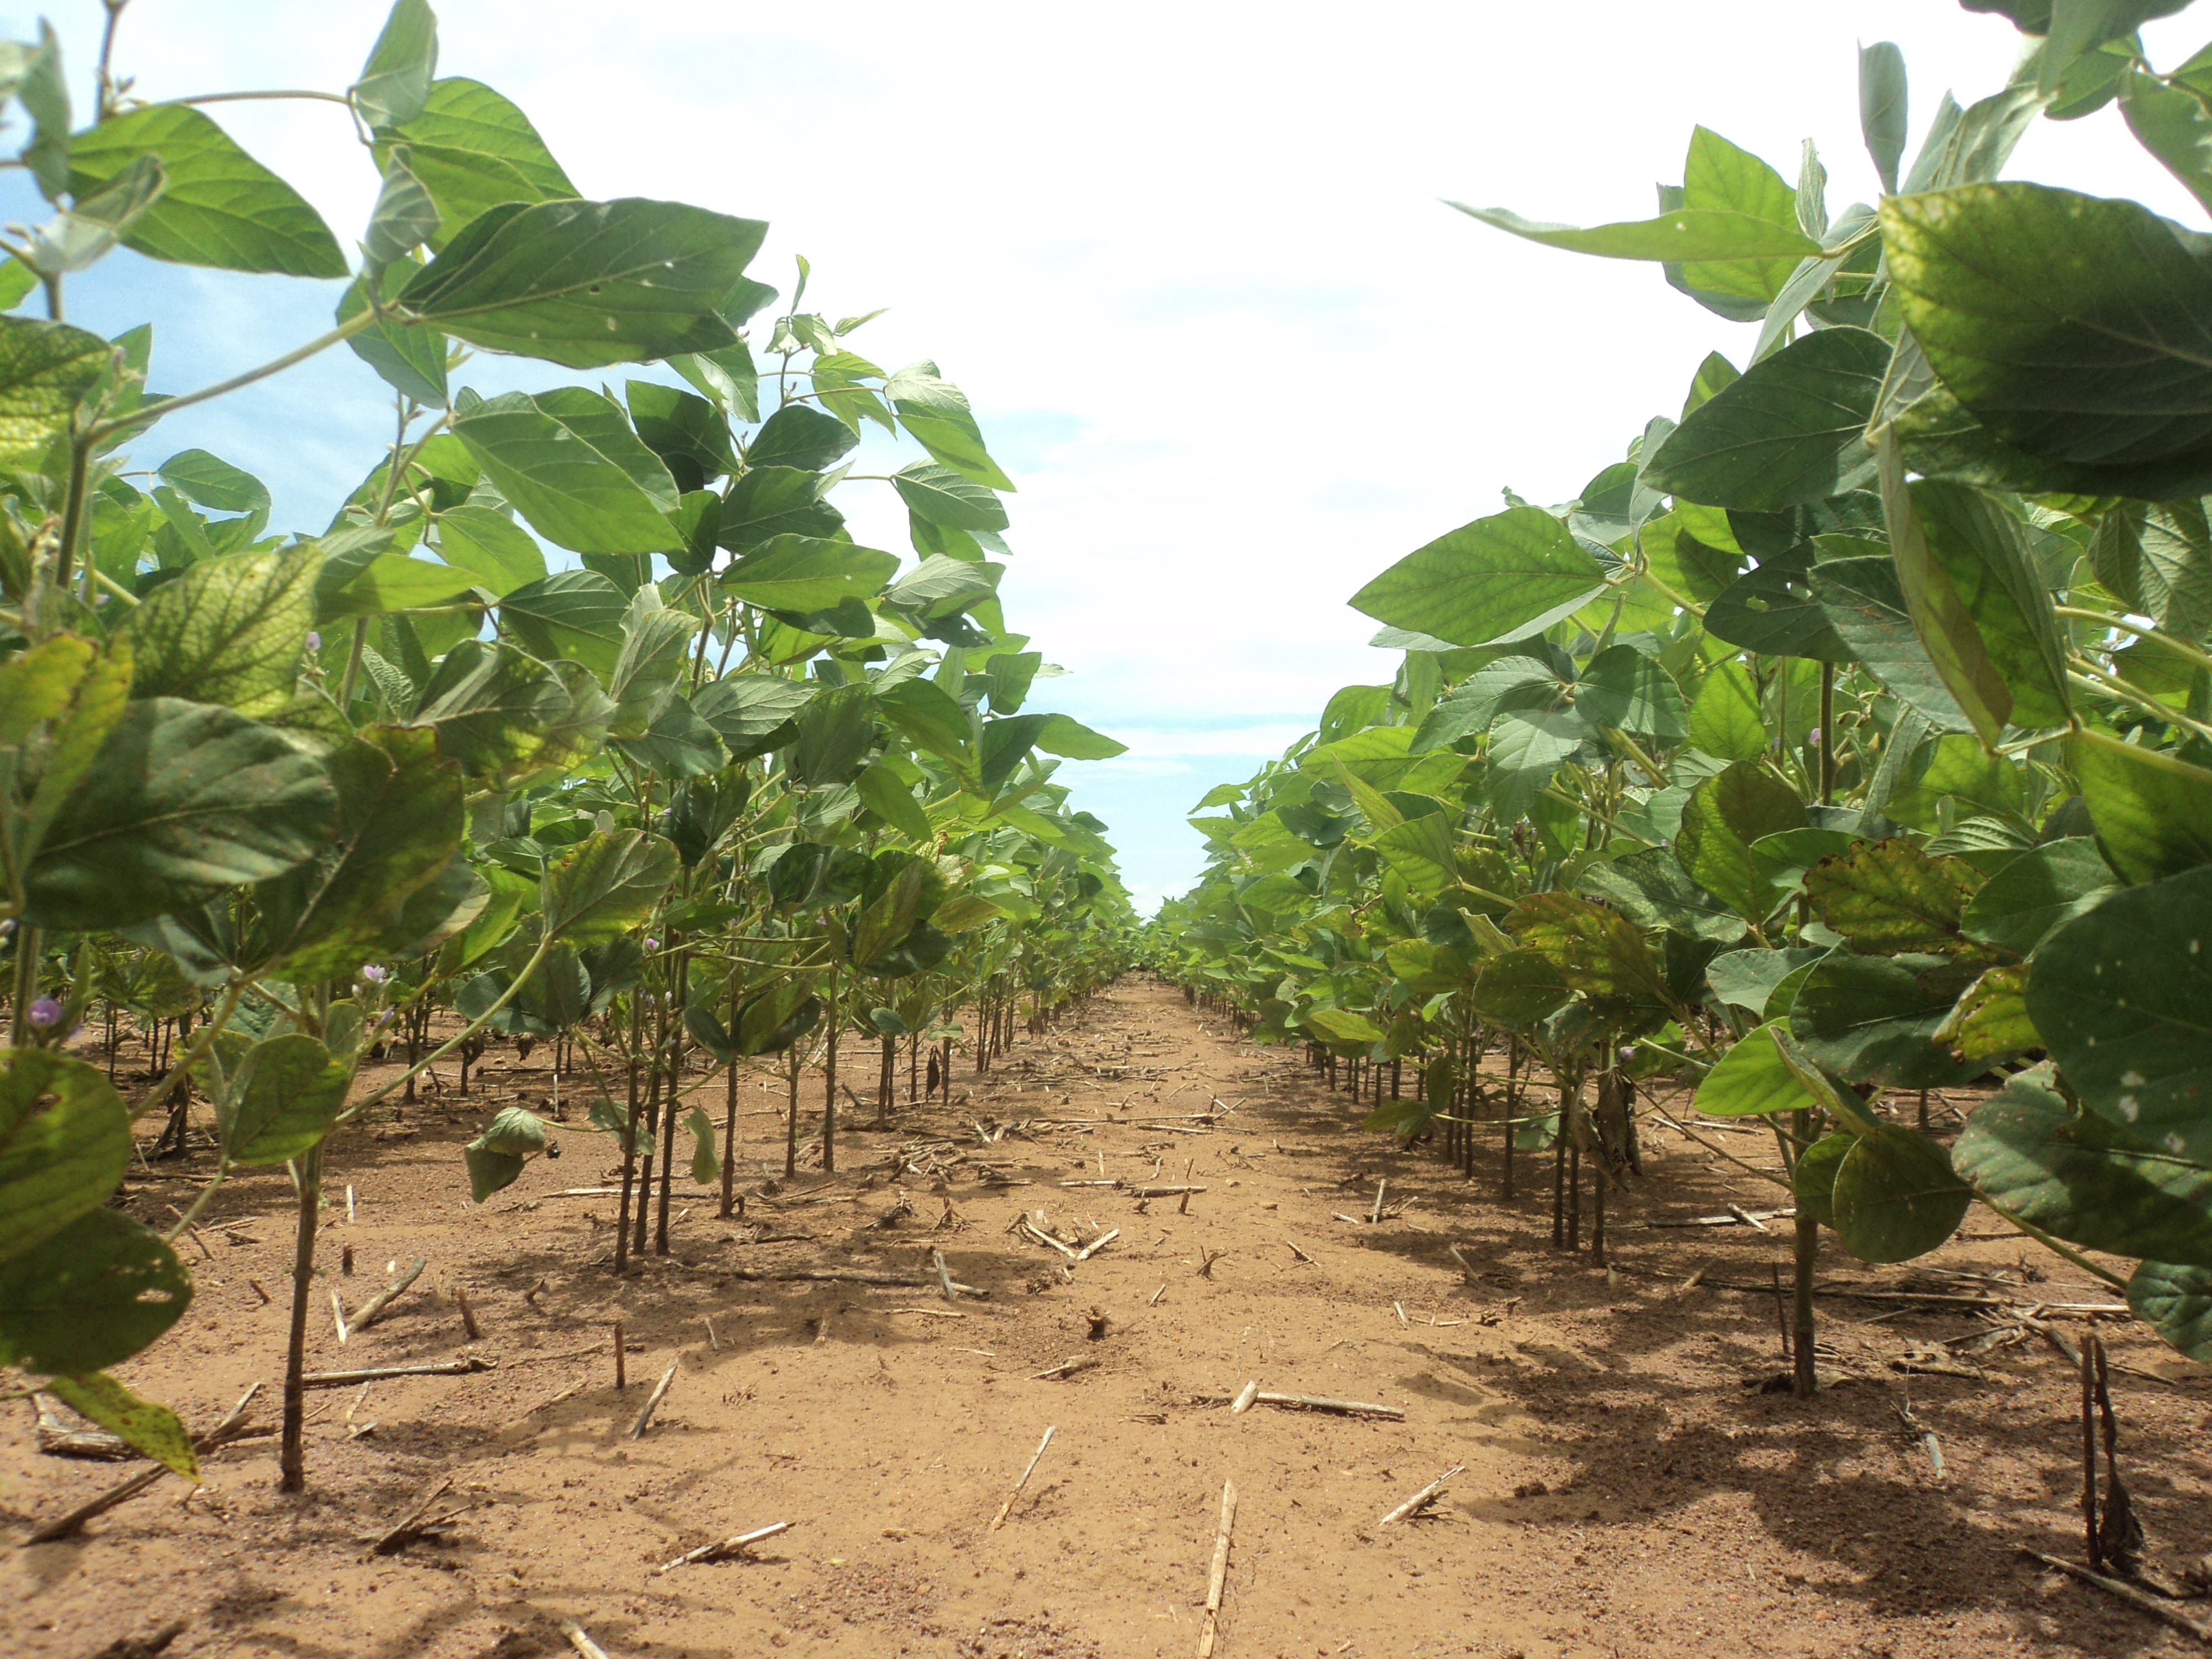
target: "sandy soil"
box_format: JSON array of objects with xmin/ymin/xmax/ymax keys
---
[{"xmin": 4, "ymin": 976, "xmax": 2209, "ymax": 1659}]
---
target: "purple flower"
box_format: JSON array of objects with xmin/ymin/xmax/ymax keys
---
[
  {"xmin": 1807, "ymin": 727, "xmax": 1822, "ymax": 744},
  {"xmin": 644, "ymin": 936, "xmax": 660, "ymax": 952},
  {"xmin": 360, "ymin": 964, "xmax": 389, "ymax": 984},
  {"xmin": 640, "ymin": 992, "xmax": 658, "ymax": 1007},
  {"xmin": 28, "ymin": 996, "xmax": 62, "ymax": 1029},
  {"xmin": 306, "ymin": 631, "xmax": 322, "ymax": 650}
]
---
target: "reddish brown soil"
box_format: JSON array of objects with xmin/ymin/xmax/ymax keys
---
[{"xmin": 4, "ymin": 977, "xmax": 2209, "ymax": 1659}]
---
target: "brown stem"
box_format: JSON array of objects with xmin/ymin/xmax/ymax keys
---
[
  {"xmin": 720, "ymin": 978, "xmax": 740, "ymax": 1220},
  {"xmin": 279, "ymin": 1144, "xmax": 322, "ymax": 1491},
  {"xmin": 1792, "ymin": 1107, "xmax": 1819, "ymax": 1398}
]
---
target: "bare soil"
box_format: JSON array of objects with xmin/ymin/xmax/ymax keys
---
[{"xmin": 5, "ymin": 977, "xmax": 2209, "ymax": 1659}]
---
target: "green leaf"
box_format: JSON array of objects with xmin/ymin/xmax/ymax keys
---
[
  {"xmin": 1674, "ymin": 759, "xmax": 1805, "ymax": 922},
  {"xmin": 255, "ymin": 726, "xmax": 465, "ymax": 983},
  {"xmin": 1679, "ymin": 126, "xmax": 1811, "ymax": 302},
  {"xmin": 1645, "ymin": 328, "xmax": 1888, "ymax": 510},
  {"xmin": 400, "ymin": 198, "xmax": 766, "ymax": 369},
  {"xmin": 1306, "ymin": 1008, "xmax": 1385, "ymax": 1047},
  {"xmin": 1860, "ymin": 41, "xmax": 1909, "ymax": 194},
  {"xmin": 1807, "ymin": 556, "xmax": 1975, "ymax": 733},
  {"xmin": 1574, "ymin": 644, "xmax": 1687, "ymax": 742},
  {"xmin": 1695, "ymin": 1024, "xmax": 1819, "ymax": 1117},
  {"xmin": 692, "ymin": 672, "xmax": 819, "ymax": 757},
  {"xmin": 1410, "ymin": 656, "xmax": 1565, "ymax": 752},
  {"xmin": 1373, "ymin": 813, "xmax": 1458, "ymax": 900},
  {"xmin": 495, "ymin": 569, "xmax": 629, "ymax": 681},
  {"xmin": 1349, "ymin": 506, "xmax": 1605, "ymax": 648},
  {"xmin": 15, "ymin": 23, "xmax": 69, "ymax": 201},
  {"xmin": 1704, "ymin": 551, "xmax": 1854, "ymax": 663},
  {"xmin": 16, "ymin": 639, "xmax": 130, "ymax": 872},
  {"xmin": 1035, "ymin": 713, "xmax": 1126, "ymax": 760},
  {"xmin": 1507, "ymin": 891, "xmax": 1673, "ymax": 1016},
  {"xmin": 686, "ymin": 1107, "xmax": 719, "ymax": 1187},
  {"xmin": 0, "ymin": 1208, "xmax": 191, "ymax": 1374},
  {"xmin": 885, "ymin": 361, "xmax": 1013, "ymax": 489},
  {"xmin": 747, "ymin": 403, "xmax": 858, "ymax": 473},
  {"xmin": 24, "ymin": 698, "xmax": 336, "ymax": 931},
  {"xmin": 1794, "ymin": 1130, "xmax": 1854, "ymax": 1229},
  {"xmin": 27, "ymin": 153, "xmax": 165, "ymax": 277},
  {"xmin": 1961, "ymin": 837, "xmax": 2119, "ymax": 954},
  {"xmin": 2072, "ymin": 726, "xmax": 2212, "ymax": 883},
  {"xmin": 606, "ymin": 587, "xmax": 697, "ymax": 738},
  {"xmin": 1579, "ymin": 848, "xmax": 1746, "ymax": 943},
  {"xmin": 463, "ymin": 1142, "xmax": 525, "ymax": 1203},
  {"xmin": 476, "ymin": 1104, "xmax": 548, "ymax": 1155},
  {"xmin": 1684, "ymin": 656, "xmax": 1767, "ymax": 761},
  {"xmin": 2028, "ymin": 865, "xmax": 2212, "ymax": 1164},
  {"xmin": 2127, "ymin": 1260, "xmax": 2212, "ymax": 1360},
  {"xmin": 66, "ymin": 105, "xmax": 344, "ymax": 276},
  {"xmin": 2090, "ymin": 499, "xmax": 2212, "ymax": 643},
  {"xmin": 1789, "ymin": 953, "xmax": 1984, "ymax": 1088},
  {"xmin": 1954, "ymin": 1063, "xmax": 2212, "ymax": 1266},
  {"xmin": 340, "ymin": 263, "xmax": 447, "ymax": 408},
  {"xmin": 671, "ymin": 338, "xmax": 760, "ymax": 424},
  {"xmin": 410, "ymin": 638, "xmax": 610, "ymax": 782},
  {"xmin": 717, "ymin": 467, "xmax": 843, "ymax": 552},
  {"xmin": 1933, "ymin": 963, "xmax": 2038, "ymax": 1060},
  {"xmin": 738, "ymin": 982, "xmax": 824, "ymax": 1056},
  {"xmin": 1385, "ymin": 939, "xmax": 1470, "ymax": 996},
  {"xmin": 1707, "ymin": 946, "xmax": 1835, "ymax": 1016},
  {"xmin": 454, "ymin": 389, "xmax": 680, "ymax": 555},
  {"xmin": 1803, "ymin": 837, "xmax": 1986, "ymax": 957},
  {"xmin": 789, "ymin": 682, "xmax": 876, "ymax": 787},
  {"xmin": 541, "ymin": 829, "xmax": 679, "ymax": 945},
  {"xmin": 872, "ymin": 678, "xmax": 975, "ymax": 780},
  {"xmin": 0, "ymin": 316, "xmax": 118, "ymax": 466},
  {"xmin": 1470, "ymin": 948, "xmax": 1573, "ymax": 1026},
  {"xmin": 1831, "ymin": 1127, "xmax": 1972, "ymax": 1264},
  {"xmin": 1452, "ymin": 204, "xmax": 1819, "ymax": 267},
  {"xmin": 361, "ymin": 152, "xmax": 439, "ymax": 274},
  {"xmin": 1916, "ymin": 481, "xmax": 2070, "ymax": 729},
  {"xmin": 1881, "ymin": 185, "xmax": 2212, "ymax": 495},
  {"xmin": 43, "ymin": 1372, "xmax": 197, "ymax": 1480},
  {"xmin": 317, "ymin": 551, "xmax": 481, "ymax": 620},
  {"xmin": 0, "ymin": 1050, "xmax": 130, "ymax": 1265},
  {"xmin": 215, "ymin": 1033, "xmax": 352, "ymax": 1166},
  {"xmin": 2120, "ymin": 68, "xmax": 2212, "ymax": 218},
  {"xmin": 434, "ymin": 503, "xmax": 545, "ymax": 593},
  {"xmin": 625, "ymin": 379, "xmax": 734, "ymax": 493},
  {"xmin": 352, "ymin": 0, "xmax": 439, "ymax": 129},
  {"xmin": 389, "ymin": 78, "xmax": 576, "ymax": 246},
  {"xmin": 852, "ymin": 856, "xmax": 933, "ymax": 969},
  {"xmin": 123, "ymin": 549, "xmax": 315, "ymax": 718},
  {"xmin": 1875, "ymin": 436, "xmax": 2015, "ymax": 748},
  {"xmin": 894, "ymin": 461, "xmax": 1008, "ymax": 532},
  {"xmin": 719, "ymin": 535, "xmax": 898, "ymax": 612},
  {"xmin": 857, "ymin": 760, "xmax": 933, "ymax": 842}
]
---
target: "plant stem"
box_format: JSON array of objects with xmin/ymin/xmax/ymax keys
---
[
  {"xmin": 2067, "ymin": 662, "xmax": 2212, "ymax": 745},
  {"xmin": 166, "ymin": 88, "xmax": 354, "ymax": 108},
  {"xmin": 2054, "ymin": 606, "xmax": 2212, "ymax": 677},
  {"xmin": 95, "ymin": 0, "xmax": 131, "ymax": 123},
  {"xmin": 1791, "ymin": 1108, "xmax": 1818, "ymax": 1399},
  {"xmin": 1984, "ymin": 1201, "xmax": 2131, "ymax": 1291},
  {"xmin": 52, "ymin": 437, "xmax": 90, "ymax": 603},
  {"xmin": 279, "ymin": 1142, "xmax": 322, "ymax": 1492}
]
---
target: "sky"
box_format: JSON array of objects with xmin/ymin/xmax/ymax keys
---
[{"xmin": 3, "ymin": 1, "xmax": 2207, "ymax": 910}]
